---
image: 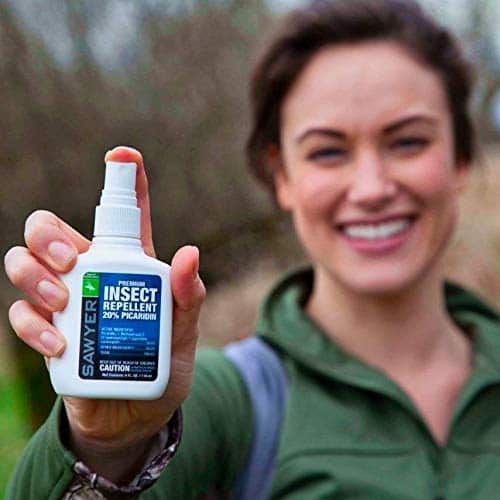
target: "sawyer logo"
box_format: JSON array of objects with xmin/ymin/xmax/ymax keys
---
[{"xmin": 80, "ymin": 298, "xmax": 98, "ymax": 377}]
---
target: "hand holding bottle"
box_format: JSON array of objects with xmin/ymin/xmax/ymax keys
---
[{"xmin": 4, "ymin": 146, "xmax": 206, "ymax": 482}]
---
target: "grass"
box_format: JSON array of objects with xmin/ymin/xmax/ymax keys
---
[{"xmin": 0, "ymin": 376, "xmax": 31, "ymax": 496}]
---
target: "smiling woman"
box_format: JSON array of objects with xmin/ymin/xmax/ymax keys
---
[
  {"xmin": 275, "ymin": 41, "xmax": 467, "ymax": 298},
  {"xmin": 266, "ymin": 38, "xmax": 475, "ymax": 449},
  {"xmin": 245, "ymin": 0, "xmax": 477, "ymax": 449},
  {"xmin": 5, "ymin": 1, "xmax": 500, "ymax": 500}
]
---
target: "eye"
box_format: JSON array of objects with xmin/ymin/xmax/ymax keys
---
[
  {"xmin": 391, "ymin": 137, "xmax": 430, "ymax": 152},
  {"xmin": 307, "ymin": 147, "xmax": 346, "ymax": 162}
]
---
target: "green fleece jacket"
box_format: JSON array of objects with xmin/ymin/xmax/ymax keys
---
[{"xmin": 7, "ymin": 269, "xmax": 500, "ymax": 499}]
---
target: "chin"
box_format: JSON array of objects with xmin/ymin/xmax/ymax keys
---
[{"xmin": 329, "ymin": 264, "xmax": 432, "ymax": 298}]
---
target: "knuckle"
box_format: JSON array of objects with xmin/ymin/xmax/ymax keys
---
[
  {"xmin": 14, "ymin": 313, "xmax": 43, "ymax": 341},
  {"xmin": 195, "ymin": 279, "xmax": 207, "ymax": 304},
  {"xmin": 4, "ymin": 247, "xmax": 31, "ymax": 286},
  {"xmin": 179, "ymin": 280, "xmax": 206, "ymax": 313},
  {"xmin": 24, "ymin": 209, "xmax": 57, "ymax": 244},
  {"xmin": 8, "ymin": 301, "xmax": 34, "ymax": 336},
  {"xmin": 4, "ymin": 246, "xmax": 26, "ymax": 275},
  {"xmin": 8, "ymin": 299, "xmax": 23, "ymax": 320}
]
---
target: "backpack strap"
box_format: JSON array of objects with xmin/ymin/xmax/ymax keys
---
[{"xmin": 223, "ymin": 336, "xmax": 289, "ymax": 500}]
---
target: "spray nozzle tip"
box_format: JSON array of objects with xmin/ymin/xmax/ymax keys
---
[{"xmin": 104, "ymin": 161, "xmax": 137, "ymax": 192}]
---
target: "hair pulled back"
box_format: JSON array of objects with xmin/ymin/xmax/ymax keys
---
[{"xmin": 246, "ymin": 0, "xmax": 475, "ymax": 193}]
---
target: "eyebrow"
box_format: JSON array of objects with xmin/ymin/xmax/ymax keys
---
[
  {"xmin": 295, "ymin": 114, "xmax": 438, "ymax": 144},
  {"xmin": 382, "ymin": 115, "xmax": 438, "ymax": 134},
  {"xmin": 296, "ymin": 128, "xmax": 345, "ymax": 144}
]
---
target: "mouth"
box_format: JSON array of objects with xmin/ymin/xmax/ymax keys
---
[{"xmin": 337, "ymin": 215, "xmax": 418, "ymax": 241}]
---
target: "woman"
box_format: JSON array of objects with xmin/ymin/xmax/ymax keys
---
[{"xmin": 5, "ymin": 0, "xmax": 500, "ymax": 498}]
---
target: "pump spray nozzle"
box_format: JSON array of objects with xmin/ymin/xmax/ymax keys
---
[{"xmin": 93, "ymin": 161, "xmax": 140, "ymax": 239}]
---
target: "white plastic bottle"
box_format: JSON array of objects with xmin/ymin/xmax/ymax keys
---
[{"xmin": 50, "ymin": 161, "xmax": 172, "ymax": 400}]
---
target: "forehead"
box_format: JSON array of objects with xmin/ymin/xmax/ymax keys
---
[{"xmin": 281, "ymin": 41, "xmax": 449, "ymax": 135}]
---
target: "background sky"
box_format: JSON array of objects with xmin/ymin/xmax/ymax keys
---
[{"xmin": 7, "ymin": 0, "xmax": 500, "ymax": 68}]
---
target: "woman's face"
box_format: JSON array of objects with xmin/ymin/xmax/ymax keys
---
[{"xmin": 274, "ymin": 41, "xmax": 468, "ymax": 296}]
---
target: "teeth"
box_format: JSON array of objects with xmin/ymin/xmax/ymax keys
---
[{"xmin": 343, "ymin": 218, "xmax": 411, "ymax": 239}]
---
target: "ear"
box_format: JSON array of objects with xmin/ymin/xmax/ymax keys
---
[{"xmin": 267, "ymin": 144, "xmax": 293, "ymax": 211}]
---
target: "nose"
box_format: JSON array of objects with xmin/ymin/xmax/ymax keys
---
[{"xmin": 346, "ymin": 151, "xmax": 397, "ymax": 209}]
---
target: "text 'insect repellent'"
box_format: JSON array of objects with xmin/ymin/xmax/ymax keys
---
[{"xmin": 50, "ymin": 161, "xmax": 172, "ymax": 399}]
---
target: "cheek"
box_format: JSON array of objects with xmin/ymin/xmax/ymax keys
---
[
  {"xmin": 405, "ymin": 154, "xmax": 461, "ymax": 248},
  {"xmin": 402, "ymin": 152, "xmax": 458, "ymax": 203},
  {"xmin": 290, "ymin": 169, "xmax": 344, "ymax": 220}
]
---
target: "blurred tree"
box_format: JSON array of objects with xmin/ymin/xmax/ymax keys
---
[
  {"xmin": 464, "ymin": 0, "xmax": 500, "ymax": 138},
  {"xmin": 422, "ymin": 0, "xmax": 500, "ymax": 137},
  {"xmin": 0, "ymin": 0, "xmax": 282, "ymax": 428}
]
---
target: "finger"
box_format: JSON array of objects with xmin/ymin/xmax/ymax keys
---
[
  {"xmin": 24, "ymin": 210, "xmax": 90, "ymax": 273},
  {"xmin": 104, "ymin": 146, "xmax": 155, "ymax": 257},
  {"xmin": 170, "ymin": 246, "xmax": 206, "ymax": 350},
  {"xmin": 4, "ymin": 246, "xmax": 69, "ymax": 312},
  {"xmin": 9, "ymin": 300, "xmax": 66, "ymax": 357}
]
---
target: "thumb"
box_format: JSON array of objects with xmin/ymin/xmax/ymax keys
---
[
  {"xmin": 104, "ymin": 146, "xmax": 156, "ymax": 257},
  {"xmin": 170, "ymin": 245, "xmax": 206, "ymax": 349}
]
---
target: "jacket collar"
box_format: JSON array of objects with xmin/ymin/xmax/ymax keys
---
[{"xmin": 257, "ymin": 268, "xmax": 500, "ymax": 417}]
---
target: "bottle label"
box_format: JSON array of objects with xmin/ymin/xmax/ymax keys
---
[{"xmin": 79, "ymin": 272, "xmax": 162, "ymax": 381}]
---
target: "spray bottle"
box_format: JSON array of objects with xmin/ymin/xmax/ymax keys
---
[{"xmin": 50, "ymin": 161, "xmax": 172, "ymax": 400}]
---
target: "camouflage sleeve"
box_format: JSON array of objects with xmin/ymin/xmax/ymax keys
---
[{"xmin": 60, "ymin": 409, "xmax": 182, "ymax": 500}]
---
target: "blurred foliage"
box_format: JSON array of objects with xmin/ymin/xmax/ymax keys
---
[
  {"xmin": 0, "ymin": 0, "xmax": 499, "ymax": 492},
  {"xmin": 0, "ymin": 0, "xmax": 281, "ymax": 279},
  {"xmin": 0, "ymin": 351, "xmax": 30, "ymax": 496},
  {"xmin": 0, "ymin": 0, "xmax": 280, "ymax": 424},
  {"xmin": 0, "ymin": 0, "xmax": 286, "ymax": 491},
  {"xmin": 458, "ymin": 0, "xmax": 500, "ymax": 139}
]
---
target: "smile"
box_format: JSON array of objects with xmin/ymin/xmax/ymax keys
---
[
  {"xmin": 337, "ymin": 216, "xmax": 417, "ymax": 255},
  {"xmin": 341, "ymin": 217, "xmax": 413, "ymax": 240}
]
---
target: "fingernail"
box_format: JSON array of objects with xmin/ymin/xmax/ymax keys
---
[
  {"xmin": 40, "ymin": 330, "xmax": 65, "ymax": 356},
  {"xmin": 48, "ymin": 241, "xmax": 76, "ymax": 268},
  {"xmin": 37, "ymin": 280, "xmax": 66, "ymax": 308}
]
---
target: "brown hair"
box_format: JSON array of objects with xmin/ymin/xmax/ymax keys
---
[{"xmin": 246, "ymin": 0, "xmax": 475, "ymax": 193}]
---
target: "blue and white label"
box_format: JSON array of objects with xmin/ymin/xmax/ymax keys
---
[{"xmin": 79, "ymin": 272, "xmax": 162, "ymax": 381}]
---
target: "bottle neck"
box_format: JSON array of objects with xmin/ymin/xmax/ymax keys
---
[{"xmin": 91, "ymin": 235, "xmax": 143, "ymax": 250}]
